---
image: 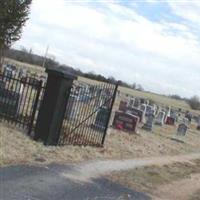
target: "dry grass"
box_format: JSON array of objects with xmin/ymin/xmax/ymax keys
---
[
  {"xmin": 4, "ymin": 58, "xmax": 45, "ymax": 75},
  {"xmin": 107, "ymin": 159, "xmax": 200, "ymax": 195},
  {"xmin": 1, "ymin": 119, "xmax": 200, "ymax": 167}
]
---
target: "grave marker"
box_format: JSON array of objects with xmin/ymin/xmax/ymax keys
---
[
  {"xmin": 142, "ymin": 113, "xmax": 154, "ymax": 131},
  {"xmin": 92, "ymin": 107, "xmax": 109, "ymax": 131},
  {"xmin": 177, "ymin": 123, "xmax": 188, "ymax": 136},
  {"xmin": 126, "ymin": 107, "xmax": 144, "ymax": 123},
  {"xmin": 155, "ymin": 111, "xmax": 165, "ymax": 126},
  {"xmin": 119, "ymin": 101, "xmax": 127, "ymax": 112},
  {"xmin": 113, "ymin": 111, "xmax": 139, "ymax": 132}
]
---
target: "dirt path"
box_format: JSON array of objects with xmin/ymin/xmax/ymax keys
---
[
  {"xmin": 62, "ymin": 152, "xmax": 200, "ymax": 182},
  {"xmin": 153, "ymin": 173, "xmax": 200, "ymax": 200}
]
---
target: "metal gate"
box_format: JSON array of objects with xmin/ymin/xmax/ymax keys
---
[
  {"xmin": 0, "ymin": 71, "xmax": 45, "ymax": 136},
  {"xmin": 59, "ymin": 79, "xmax": 118, "ymax": 146}
]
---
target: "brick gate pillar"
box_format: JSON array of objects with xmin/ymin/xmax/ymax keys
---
[{"xmin": 34, "ymin": 67, "xmax": 76, "ymax": 145}]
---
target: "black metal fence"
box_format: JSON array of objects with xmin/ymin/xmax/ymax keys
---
[
  {"xmin": 59, "ymin": 79, "xmax": 118, "ymax": 146},
  {"xmin": 0, "ymin": 71, "xmax": 45, "ymax": 135}
]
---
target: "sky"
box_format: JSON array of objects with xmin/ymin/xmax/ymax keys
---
[{"xmin": 14, "ymin": 0, "xmax": 200, "ymax": 98}]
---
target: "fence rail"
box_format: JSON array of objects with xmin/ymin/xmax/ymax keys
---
[
  {"xmin": 59, "ymin": 79, "xmax": 118, "ymax": 146},
  {"xmin": 0, "ymin": 71, "xmax": 45, "ymax": 135}
]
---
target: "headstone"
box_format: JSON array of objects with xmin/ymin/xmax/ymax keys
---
[
  {"xmin": 142, "ymin": 113, "xmax": 154, "ymax": 131},
  {"xmin": 145, "ymin": 105, "xmax": 153, "ymax": 116},
  {"xmin": 92, "ymin": 107, "xmax": 109, "ymax": 131},
  {"xmin": 177, "ymin": 123, "xmax": 188, "ymax": 136},
  {"xmin": 140, "ymin": 104, "xmax": 147, "ymax": 114},
  {"xmin": 164, "ymin": 106, "xmax": 171, "ymax": 122},
  {"xmin": 133, "ymin": 98, "xmax": 140, "ymax": 108},
  {"xmin": 155, "ymin": 111, "xmax": 165, "ymax": 126},
  {"xmin": 65, "ymin": 96, "xmax": 80, "ymax": 120},
  {"xmin": 165, "ymin": 116, "xmax": 175, "ymax": 125},
  {"xmin": 128, "ymin": 98, "xmax": 135, "ymax": 108},
  {"xmin": 185, "ymin": 111, "xmax": 192, "ymax": 123},
  {"xmin": 170, "ymin": 110, "xmax": 178, "ymax": 122},
  {"xmin": 119, "ymin": 100, "xmax": 128, "ymax": 112},
  {"xmin": 112, "ymin": 111, "xmax": 139, "ymax": 132},
  {"xmin": 126, "ymin": 107, "xmax": 144, "ymax": 123}
]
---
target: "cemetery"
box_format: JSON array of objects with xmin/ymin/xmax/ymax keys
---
[{"xmin": 1, "ymin": 61, "xmax": 200, "ymax": 200}]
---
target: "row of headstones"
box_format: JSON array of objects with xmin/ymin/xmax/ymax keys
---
[{"xmin": 114, "ymin": 100, "xmax": 200, "ymax": 135}]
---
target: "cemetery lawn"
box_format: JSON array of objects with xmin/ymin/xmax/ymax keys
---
[
  {"xmin": 107, "ymin": 159, "xmax": 200, "ymax": 199},
  {"xmin": 1, "ymin": 121, "xmax": 200, "ymax": 167}
]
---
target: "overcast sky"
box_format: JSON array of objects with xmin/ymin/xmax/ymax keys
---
[{"xmin": 14, "ymin": 0, "xmax": 200, "ymax": 98}]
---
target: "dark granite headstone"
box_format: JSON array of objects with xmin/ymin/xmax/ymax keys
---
[
  {"xmin": 92, "ymin": 107, "xmax": 109, "ymax": 131},
  {"xmin": 113, "ymin": 111, "xmax": 139, "ymax": 132},
  {"xmin": 133, "ymin": 98, "xmax": 140, "ymax": 108},
  {"xmin": 126, "ymin": 107, "xmax": 144, "ymax": 123},
  {"xmin": 177, "ymin": 123, "xmax": 188, "ymax": 136},
  {"xmin": 142, "ymin": 113, "xmax": 154, "ymax": 131}
]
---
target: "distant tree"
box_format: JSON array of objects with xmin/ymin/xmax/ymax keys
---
[
  {"xmin": 132, "ymin": 83, "xmax": 136, "ymax": 89},
  {"xmin": 108, "ymin": 76, "xmax": 117, "ymax": 84},
  {"xmin": 188, "ymin": 95, "xmax": 200, "ymax": 110},
  {"xmin": 136, "ymin": 84, "xmax": 144, "ymax": 91},
  {"xmin": 0, "ymin": 0, "xmax": 32, "ymax": 70},
  {"xmin": 170, "ymin": 94, "xmax": 182, "ymax": 100}
]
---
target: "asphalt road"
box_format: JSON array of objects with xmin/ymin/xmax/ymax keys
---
[{"xmin": 0, "ymin": 164, "xmax": 150, "ymax": 200}]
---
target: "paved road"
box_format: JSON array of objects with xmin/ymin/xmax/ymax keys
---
[{"xmin": 0, "ymin": 164, "xmax": 150, "ymax": 200}]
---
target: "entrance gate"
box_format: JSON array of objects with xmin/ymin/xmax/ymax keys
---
[{"xmin": 59, "ymin": 79, "xmax": 118, "ymax": 146}]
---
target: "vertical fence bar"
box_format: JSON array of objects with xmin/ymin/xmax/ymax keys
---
[
  {"xmin": 27, "ymin": 80, "xmax": 43, "ymax": 136},
  {"xmin": 101, "ymin": 82, "xmax": 119, "ymax": 146}
]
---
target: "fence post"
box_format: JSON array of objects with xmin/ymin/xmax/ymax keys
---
[
  {"xmin": 34, "ymin": 67, "xmax": 76, "ymax": 145},
  {"xmin": 27, "ymin": 80, "xmax": 43, "ymax": 136},
  {"xmin": 101, "ymin": 82, "xmax": 119, "ymax": 146}
]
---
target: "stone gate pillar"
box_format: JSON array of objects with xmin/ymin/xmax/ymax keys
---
[{"xmin": 34, "ymin": 67, "xmax": 76, "ymax": 145}]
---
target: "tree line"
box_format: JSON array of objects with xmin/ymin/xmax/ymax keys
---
[{"xmin": 4, "ymin": 47, "xmax": 145, "ymax": 91}]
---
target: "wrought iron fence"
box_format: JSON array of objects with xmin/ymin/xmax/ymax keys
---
[
  {"xmin": 0, "ymin": 71, "xmax": 45, "ymax": 135},
  {"xmin": 59, "ymin": 79, "xmax": 118, "ymax": 146}
]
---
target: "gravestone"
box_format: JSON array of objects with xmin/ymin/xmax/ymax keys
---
[
  {"xmin": 119, "ymin": 101, "xmax": 127, "ymax": 112},
  {"xmin": 140, "ymin": 104, "xmax": 147, "ymax": 115},
  {"xmin": 65, "ymin": 96, "xmax": 80, "ymax": 120},
  {"xmin": 126, "ymin": 107, "xmax": 144, "ymax": 123},
  {"xmin": 142, "ymin": 113, "xmax": 154, "ymax": 131},
  {"xmin": 92, "ymin": 106, "xmax": 109, "ymax": 131},
  {"xmin": 177, "ymin": 123, "xmax": 188, "ymax": 136},
  {"xmin": 112, "ymin": 111, "xmax": 139, "ymax": 132},
  {"xmin": 128, "ymin": 98, "xmax": 135, "ymax": 108},
  {"xmin": 155, "ymin": 111, "xmax": 165, "ymax": 126},
  {"xmin": 133, "ymin": 98, "xmax": 140, "ymax": 108},
  {"xmin": 164, "ymin": 106, "xmax": 171, "ymax": 122},
  {"xmin": 165, "ymin": 116, "xmax": 175, "ymax": 125},
  {"xmin": 0, "ymin": 88, "xmax": 20, "ymax": 116},
  {"xmin": 145, "ymin": 105, "xmax": 154, "ymax": 116}
]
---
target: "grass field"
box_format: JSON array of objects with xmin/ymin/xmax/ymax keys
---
[
  {"xmin": 1, "ymin": 118, "xmax": 200, "ymax": 167},
  {"xmin": 4, "ymin": 58, "xmax": 200, "ymax": 116}
]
